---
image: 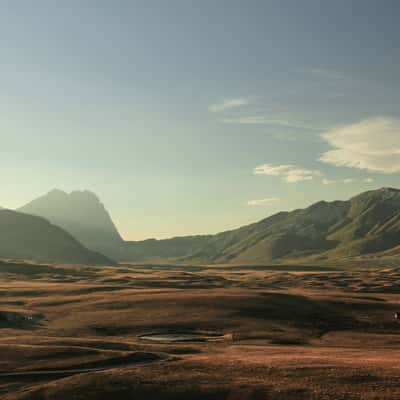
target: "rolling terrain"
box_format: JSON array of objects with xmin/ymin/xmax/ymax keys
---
[{"xmin": 1, "ymin": 260, "xmax": 400, "ymax": 399}]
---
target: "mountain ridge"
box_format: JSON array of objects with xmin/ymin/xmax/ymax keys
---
[{"xmin": 183, "ymin": 187, "xmax": 400, "ymax": 264}]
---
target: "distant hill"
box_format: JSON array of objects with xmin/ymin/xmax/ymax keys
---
[
  {"xmin": 120, "ymin": 187, "xmax": 400, "ymax": 264},
  {"xmin": 19, "ymin": 189, "xmax": 124, "ymax": 259},
  {"xmin": 123, "ymin": 235, "xmax": 212, "ymax": 262},
  {"xmin": 0, "ymin": 209, "xmax": 111, "ymax": 265},
  {"xmin": 184, "ymin": 187, "xmax": 400, "ymax": 264}
]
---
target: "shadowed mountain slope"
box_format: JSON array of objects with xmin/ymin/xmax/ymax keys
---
[
  {"xmin": 0, "ymin": 209, "xmax": 111, "ymax": 265},
  {"xmin": 19, "ymin": 189, "xmax": 124, "ymax": 259}
]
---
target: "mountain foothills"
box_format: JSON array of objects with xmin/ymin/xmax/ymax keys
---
[
  {"xmin": 0, "ymin": 209, "xmax": 111, "ymax": 265},
  {"xmin": 124, "ymin": 235, "xmax": 212, "ymax": 262},
  {"xmin": 3, "ymin": 187, "xmax": 400, "ymax": 265}
]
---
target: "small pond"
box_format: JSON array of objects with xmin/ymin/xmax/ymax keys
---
[{"xmin": 139, "ymin": 332, "xmax": 224, "ymax": 342}]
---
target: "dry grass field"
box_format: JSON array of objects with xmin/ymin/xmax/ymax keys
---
[{"xmin": 1, "ymin": 260, "xmax": 400, "ymax": 399}]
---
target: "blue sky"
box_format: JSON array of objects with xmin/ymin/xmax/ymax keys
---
[{"xmin": 1, "ymin": 1, "xmax": 400, "ymax": 239}]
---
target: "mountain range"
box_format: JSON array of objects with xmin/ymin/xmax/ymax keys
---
[{"xmin": 3, "ymin": 187, "xmax": 400, "ymax": 265}]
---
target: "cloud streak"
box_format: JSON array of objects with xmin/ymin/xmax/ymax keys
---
[
  {"xmin": 253, "ymin": 164, "xmax": 322, "ymax": 183},
  {"xmin": 247, "ymin": 197, "xmax": 278, "ymax": 206},
  {"xmin": 322, "ymin": 177, "xmax": 374, "ymax": 185},
  {"xmin": 322, "ymin": 178, "xmax": 354, "ymax": 185},
  {"xmin": 319, "ymin": 117, "xmax": 400, "ymax": 173},
  {"xmin": 209, "ymin": 96, "xmax": 324, "ymax": 131},
  {"xmin": 222, "ymin": 116, "xmax": 320, "ymax": 130},
  {"xmin": 208, "ymin": 98, "xmax": 249, "ymax": 113}
]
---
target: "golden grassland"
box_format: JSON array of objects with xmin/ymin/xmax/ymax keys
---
[{"xmin": 1, "ymin": 261, "xmax": 400, "ymax": 399}]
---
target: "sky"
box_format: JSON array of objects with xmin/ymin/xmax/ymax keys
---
[{"xmin": 1, "ymin": 0, "xmax": 400, "ymax": 240}]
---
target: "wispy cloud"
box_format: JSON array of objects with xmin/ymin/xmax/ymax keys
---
[
  {"xmin": 208, "ymin": 98, "xmax": 249, "ymax": 113},
  {"xmin": 319, "ymin": 117, "xmax": 400, "ymax": 173},
  {"xmin": 222, "ymin": 116, "xmax": 321, "ymax": 130},
  {"xmin": 209, "ymin": 96, "xmax": 324, "ymax": 131},
  {"xmin": 247, "ymin": 197, "xmax": 278, "ymax": 206},
  {"xmin": 322, "ymin": 177, "xmax": 374, "ymax": 185},
  {"xmin": 253, "ymin": 164, "xmax": 322, "ymax": 183},
  {"xmin": 322, "ymin": 178, "xmax": 355, "ymax": 185}
]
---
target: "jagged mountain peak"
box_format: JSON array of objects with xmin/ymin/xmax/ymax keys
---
[
  {"xmin": 18, "ymin": 189, "xmax": 123, "ymax": 258},
  {"xmin": 44, "ymin": 188, "xmax": 100, "ymax": 203}
]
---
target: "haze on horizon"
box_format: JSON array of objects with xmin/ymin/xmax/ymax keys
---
[{"xmin": 1, "ymin": 0, "xmax": 400, "ymax": 240}]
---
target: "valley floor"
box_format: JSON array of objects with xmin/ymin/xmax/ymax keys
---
[{"xmin": 0, "ymin": 261, "xmax": 400, "ymax": 399}]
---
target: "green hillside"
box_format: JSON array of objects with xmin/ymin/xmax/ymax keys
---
[{"xmin": 186, "ymin": 187, "xmax": 400, "ymax": 264}]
